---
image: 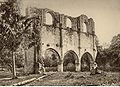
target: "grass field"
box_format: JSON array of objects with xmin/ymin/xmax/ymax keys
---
[
  {"xmin": 1, "ymin": 68, "xmax": 120, "ymax": 86},
  {"xmin": 26, "ymin": 72, "xmax": 120, "ymax": 86},
  {"xmin": 0, "ymin": 69, "xmax": 41, "ymax": 86},
  {"xmin": 0, "ymin": 72, "xmax": 41, "ymax": 86}
]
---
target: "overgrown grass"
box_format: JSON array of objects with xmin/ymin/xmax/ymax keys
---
[
  {"xmin": 0, "ymin": 71, "xmax": 12, "ymax": 79},
  {"xmin": 26, "ymin": 72, "xmax": 120, "ymax": 86},
  {"xmin": 45, "ymin": 67, "xmax": 57, "ymax": 72},
  {"xmin": 0, "ymin": 67, "xmax": 28, "ymax": 79},
  {"xmin": 98, "ymin": 66, "xmax": 120, "ymax": 72},
  {"xmin": 0, "ymin": 74, "xmax": 42, "ymax": 86}
]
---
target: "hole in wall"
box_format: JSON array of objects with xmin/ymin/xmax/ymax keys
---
[
  {"xmin": 47, "ymin": 44, "xmax": 50, "ymax": 47},
  {"xmin": 66, "ymin": 18, "xmax": 72, "ymax": 28},
  {"xmin": 83, "ymin": 22, "xmax": 87, "ymax": 32},
  {"xmin": 56, "ymin": 44, "xmax": 59, "ymax": 47},
  {"xmin": 46, "ymin": 13, "xmax": 53, "ymax": 25}
]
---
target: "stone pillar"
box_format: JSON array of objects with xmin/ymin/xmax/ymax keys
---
[
  {"xmin": 58, "ymin": 60, "xmax": 63, "ymax": 72},
  {"xmin": 75, "ymin": 59, "xmax": 80, "ymax": 71},
  {"xmin": 75, "ymin": 63, "xmax": 80, "ymax": 71},
  {"xmin": 79, "ymin": 56, "xmax": 82, "ymax": 71},
  {"xmin": 58, "ymin": 15, "xmax": 64, "ymax": 72},
  {"xmin": 79, "ymin": 61, "xmax": 81, "ymax": 71}
]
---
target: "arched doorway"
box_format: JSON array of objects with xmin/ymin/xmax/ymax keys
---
[
  {"xmin": 63, "ymin": 50, "xmax": 79, "ymax": 72},
  {"xmin": 44, "ymin": 48, "xmax": 60, "ymax": 72},
  {"xmin": 81, "ymin": 52, "xmax": 93, "ymax": 72}
]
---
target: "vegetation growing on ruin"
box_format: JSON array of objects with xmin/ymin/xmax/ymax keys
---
[{"xmin": 96, "ymin": 34, "xmax": 120, "ymax": 71}]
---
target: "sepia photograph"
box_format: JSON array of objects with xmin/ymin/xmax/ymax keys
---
[{"xmin": 0, "ymin": 0, "xmax": 120, "ymax": 86}]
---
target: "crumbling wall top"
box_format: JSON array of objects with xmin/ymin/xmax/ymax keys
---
[{"xmin": 26, "ymin": 7, "xmax": 95, "ymax": 34}]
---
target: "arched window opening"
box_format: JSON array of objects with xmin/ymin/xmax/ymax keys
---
[
  {"xmin": 44, "ymin": 48, "xmax": 60, "ymax": 72},
  {"xmin": 63, "ymin": 50, "xmax": 79, "ymax": 72},
  {"xmin": 83, "ymin": 22, "xmax": 87, "ymax": 32},
  {"xmin": 66, "ymin": 18, "xmax": 72, "ymax": 28},
  {"xmin": 46, "ymin": 13, "xmax": 53, "ymax": 25},
  {"xmin": 81, "ymin": 52, "xmax": 93, "ymax": 72}
]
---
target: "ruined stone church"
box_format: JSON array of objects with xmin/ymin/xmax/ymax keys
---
[{"xmin": 23, "ymin": 7, "xmax": 98, "ymax": 74}]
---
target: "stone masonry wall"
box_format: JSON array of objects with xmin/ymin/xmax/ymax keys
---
[{"xmin": 25, "ymin": 7, "xmax": 98, "ymax": 73}]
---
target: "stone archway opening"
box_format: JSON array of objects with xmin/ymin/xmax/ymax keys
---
[
  {"xmin": 45, "ymin": 13, "xmax": 53, "ymax": 25},
  {"xmin": 81, "ymin": 52, "xmax": 93, "ymax": 72},
  {"xmin": 66, "ymin": 18, "xmax": 72, "ymax": 28},
  {"xmin": 83, "ymin": 22, "xmax": 87, "ymax": 32},
  {"xmin": 43, "ymin": 48, "xmax": 60, "ymax": 72},
  {"xmin": 63, "ymin": 50, "xmax": 79, "ymax": 72}
]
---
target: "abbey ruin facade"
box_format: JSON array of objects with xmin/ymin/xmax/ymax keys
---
[{"xmin": 24, "ymin": 7, "xmax": 98, "ymax": 73}]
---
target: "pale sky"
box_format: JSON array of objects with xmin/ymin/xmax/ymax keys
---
[{"xmin": 7, "ymin": 0, "xmax": 120, "ymax": 44}]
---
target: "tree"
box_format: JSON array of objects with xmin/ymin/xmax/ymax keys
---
[
  {"xmin": 96, "ymin": 34, "xmax": 120, "ymax": 70},
  {"xmin": 0, "ymin": 0, "xmax": 25, "ymax": 78},
  {"xmin": 108, "ymin": 34, "xmax": 120, "ymax": 67},
  {"xmin": 22, "ymin": 16, "xmax": 42, "ymax": 74},
  {"xmin": 109, "ymin": 34, "xmax": 120, "ymax": 50},
  {"xmin": 0, "ymin": 0, "xmax": 43, "ymax": 77}
]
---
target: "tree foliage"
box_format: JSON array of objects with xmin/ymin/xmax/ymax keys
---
[
  {"xmin": 0, "ymin": 0, "xmax": 41, "ymax": 71},
  {"xmin": 96, "ymin": 34, "xmax": 120, "ymax": 68},
  {"xmin": 0, "ymin": 0, "xmax": 24, "ymax": 52},
  {"xmin": 0, "ymin": 0, "xmax": 24, "ymax": 71},
  {"xmin": 108, "ymin": 34, "xmax": 120, "ymax": 67}
]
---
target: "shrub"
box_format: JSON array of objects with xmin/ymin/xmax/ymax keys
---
[
  {"xmin": 45, "ymin": 67, "xmax": 57, "ymax": 72},
  {"xmin": 66, "ymin": 63, "xmax": 75, "ymax": 71}
]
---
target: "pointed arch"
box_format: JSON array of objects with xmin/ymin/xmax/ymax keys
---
[
  {"xmin": 63, "ymin": 50, "xmax": 79, "ymax": 71},
  {"xmin": 66, "ymin": 17, "xmax": 72, "ymax": 28},
  {"xmin": 45, "ymin": 13, "xmax": 53, "ymax": 25},
  {"xmin": 44, "ymin": 48, "xmax": 60, "ymax": 72},
  {"xmin": 81, "ymin": 52, "xmax": 94, "ymax": 71},
  {"xmin": 83, "ymin": 22, "xmax": 87, "ymax": 32}
]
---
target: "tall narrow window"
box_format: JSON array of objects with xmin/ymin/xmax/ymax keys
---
[
  {"xmin": 83, "ymin": 22, "xmax": 87, "ymax": 32},
  {"xmin": 46, "ymin": 13, "xmax": 53, "ymax": 25},
  {"xmin": 66, "ymin": 18, "xmax": 72, "ymax": 28}
]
